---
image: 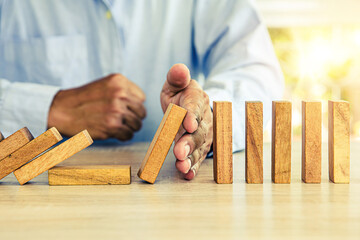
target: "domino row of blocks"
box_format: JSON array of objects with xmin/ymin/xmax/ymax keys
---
[
  {"xmin": 137, "ymin": 101, "xmax": 350, "ymax": 184},
  {"xmin": 214, "ymin": 100, "xmax": 350, "ymax": 184},
  {"xmin": 0, "ymin": 128, "xmax": 131, "ymax": 185}
]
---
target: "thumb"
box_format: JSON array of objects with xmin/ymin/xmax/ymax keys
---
[{"xmin": 163, "ymin": 63, "xmax": 191, "ymax": 95}]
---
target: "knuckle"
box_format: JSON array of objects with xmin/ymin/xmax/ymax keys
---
[
  {"xmin": 104, "ymin": 115, "xmax": 120, "ymax": 129},
  {"xmin": 203, "ymin": 92, "xmax": 210, "ymax": 105},
  {"xmin": 108, "ymin": 88, "xmax": 127, "ymax": 100},
  {"xmin": 124, "ymin": 130, "xmax": 134, "ymax": 140},
  {"xmin": 106, "ymin": 74, "xmax": 125, "ymax": 88},
  {"xmin": 106, "ymin": 99, "xmax": 124, "ymax": 114},
  {"xmin": 135, "ymin": 120, "xmax": 142, "ymax": 131}
]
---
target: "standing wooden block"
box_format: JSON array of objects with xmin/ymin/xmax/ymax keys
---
[
  {"xmin": 14, "ymin": 130, "xmax": 93, "ymax": 185},
  {"xmin": 245, "ymin": 101, "xmax": 263, "ymax": 184},
  {"xmin": 48, "ymin": 165, "xmax": 131, "ymax": 185},
  {"xmin": 213, "ymin": 101, "xmax": 233, "ymax": 184},
  {"xmin": 0, "ymin": 127, "xmax": 63, "ymax": 180},
  {"xmin": 271, "ymin": 101, "xmax": 292, "ymax": 184},
  {"xmin": 302, "ymin": 101, "xmax": 322, "ymax": 183},
  {"xmin": 138, "ymin": 103, "xmax": 187, "ymax": 184},
  {"xmin": 0, "ymin": 131, "xmax": 4, "ymax": 142},
  {"xmin": 328, "ymin": 100, "xmax": 350, "ymax": 183},
  {"xmin": 0, "ymin": 127, "xmax": 33, "ymax": 161}
]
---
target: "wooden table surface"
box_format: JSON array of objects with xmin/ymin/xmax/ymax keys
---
[{"xmin": 0, "ymin": 141, "xmax": 359, "ymax": 240}]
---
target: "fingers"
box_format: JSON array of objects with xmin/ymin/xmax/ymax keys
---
[
  {"xmin": 174, "ymin": 119, "xmax": 211, "ymax": 174},
  {"xmin": 179, "ymin": 82, "xmax": 209, "ymax": 133},
  {"xmin": 110, "ymin": 125, "xmax": 134, "ymax": 141},
  {"xmin": 126, "ymin": 99, "xmax": 147, "ymax": 119},
  {"xmin": 173, "ymin": 130, "xmax": 205, "ymax": 161},
  {"xmin": 184, "ymin": 157, "xmax": 203, "ymax": 180},
  {"xmin": 182, "ymin": 101, "xmax": 201, "ymax": 133},
  {"xmin": 105, "ymin": 74, "xmax": 146, "ymax": 102},
  {"xmin": 123, "ymin": 110, "xmax": 142, "ymax": 132},
  {"xmin": 176, "ymin": 144, "xmax": 210, "ymax": 180},
  {"xmin": 126, "ymin": 80, "xmax": 146, "ymax": 102},
  {"xmin": 165, "ymin": 64, "xmax": 191, "ymax": 94}
]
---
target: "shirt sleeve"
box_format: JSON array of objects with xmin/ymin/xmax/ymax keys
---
[
  {"xmin": 0, "ymin": 79, "xmax": 60, "ymax": 137},
  {"xmin": 193, "ymin": 0, "xmax": 284, "ymax": 152}
]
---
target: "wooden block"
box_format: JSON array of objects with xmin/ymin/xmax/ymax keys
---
[
  {"xmin": 0, "ymin": 127, "xmax": 33, "ymax": 161},
  {"xmin": 0, "ymin": 131, "xmax": 4, "ymax": 142},
  {"xmin": 137, "ymin": 103, "xmax": 187, "ymax": 184},
  {"xmin": 245, "ymin": 101, "xmax": 263, "ymax": 184},
  {"xmin": 302, "ymin": 101, "xmax": 322, "ymax": 183},
  {"xmin": 271, "ymin": 101, "xmax": 292, "ymax": 184},
  {"xmin": 0, "ymin": 127, "xmax": 63, "ymax": 180},
  {"xmin": 14, "ymin": 130, "xmax": 93, "ymax": 185},
  {"xmin": 328, "ymin": 100, "xmax": 350, "ymax": 183},
  {"xmin": 48, "ymin": 165, "xmax": 131, "ymax": 185},
  {"xmin": 213, "ymin": 101, "xmax": 233, "ymax": 184}
]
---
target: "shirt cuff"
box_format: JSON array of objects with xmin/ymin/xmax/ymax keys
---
[{"xmin": 0, "ymin": 80, "xmax": 60, "ymax": 137}]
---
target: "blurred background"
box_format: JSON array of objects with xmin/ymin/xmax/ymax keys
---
[{"xmin": 256, "ymin": 0, "xmax": 360, "ymax": 140}]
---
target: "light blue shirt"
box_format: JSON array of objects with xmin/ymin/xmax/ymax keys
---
[{"xmin": 0, "ymin": 0, "xmax": 284, "ymax": 151}]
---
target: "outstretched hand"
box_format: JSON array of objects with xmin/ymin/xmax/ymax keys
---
[{"xmin": 161, "ymin": 64, "xmax": 213, "ymax": 180}]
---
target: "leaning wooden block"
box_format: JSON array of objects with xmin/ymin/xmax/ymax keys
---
[
  {"xmin": 245, "ymin": 101, "xmax": 263, "ymax": 184},
  {"xmin": 271, "ymin": 101, "xmax": 292, "ymax": 184},
  {"xmin": 14, "ymin": 130, "xmax": 93, "ymax": 185},
  {"xmin": 0, "ymin": 131, "xmax": 4, "ymax": 142},
  {"xmin": 0, "ymin": 127, "xmax": 63, "ymax": 180},
  {"xmin": 49, "ymin": 165, "xmax": 131, "ymax": 185},
  {"xmin": 0, "ymin": 127, "xmax": 33, "ymax": 161},
  {"xmin": 302, "ymin": 101, "xmax": 322, "ymax": 183},
  {"xmin": 328, "ymin": 100, "xmax": 350, "ymax": 183},
  {"xmin": 138, "ymin": 103, "xmax": 187, "ymax": 184},
  {"xmin": 213, "ymin": 101, "xmax": 233, "ymax": 184}
]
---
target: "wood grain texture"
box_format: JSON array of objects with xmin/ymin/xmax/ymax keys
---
[
  {"xmin": 213, "ymin": 101, "xmax": 233, "ymax": 184},
  {"xmin": 245, "ymin": 101, "xmax": 263, "ymax": 184},
  {"xmin": 328, "ymin": 100, "xmax": 350, "ymax": 183},
  {"xmin": 271, "ymin": 101, "xmax": 292, "ymax": 184},
  {"xmin": 14, "ymin": 130, "xmax": 93, "ymax": 185},
  {"xmin": 48, "ymin": 165, "xmax": 131, "ymax": 185},
  {"xmin": 0, "ymin": 127, "xmax": 62, "ymax": 180},
  {"xmin": 0, "ymin": 127, "xmax": 33, "ymax": 161},
  {"xmin": 138, "ymin": 103, "xmax": 187, "ymax": 184},
  {"xmin": 0, "ymin": 142, "xmax": 359, "ymax": 239},
  {"xmin": 302, "ymin": 101, "xmax": 322, "ymax": 183},
  {"xmin": 0, "ymin": 131, "xmax": 3, "ymax": 142}
]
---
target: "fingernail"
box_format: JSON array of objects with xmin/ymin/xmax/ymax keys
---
[
  {"xmin": 191, "ymin": 169, "xmax": 196, "ymax": 178},
  {"xmin": 187, "ymin": 158, "xmax": 192, "ymax": 171},
  {"xmin": 192, "ymin": 118, "xmax": 198, "ymax": 127},
  {"xmin": 184, "ymin": 144, "xmax": 190, "ymax": 157}
]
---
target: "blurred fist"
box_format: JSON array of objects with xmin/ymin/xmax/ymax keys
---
[{"xmin": 48, "ymin": 74, "xmax": 146, "ymax": 140}]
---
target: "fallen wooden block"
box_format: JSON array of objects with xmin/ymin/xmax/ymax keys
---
[
  {"xmin": 138, "ymin": 103, "xmax": 187, "ymax": 184},
  {"xmin": 48, "ymin": 165, "xmax": 131, "ymax": 185},
  {"xmin": 328, "ymin": 100, "xmax": 350, "ymax": 183},
  {"xmin": 0, "ymin": 127, "xmax": 63, "ymax": 180},
  {"xmin": 0, "ymin": 127, "xmax": 34, "ymax": 161},
  {"xmin": 14, "ymin": 130, "xmax": 93, "ymax": 185},
  {"xmin": 271, "ymin": 101, "xmax": 292, "ymax": 184},
  {"xmin": 213, "ymin": 101, "xmax": 233, "ymax": 184},
  {"xmin": 245, "ymin": 101, "xmax": 263, "ymax": 184},
  {"xmin": 0, "ymin": 131, "xmax": 4, "ymax": 142},
  {"xmin": 302, "ymin": 101, "xmax": 322, "ymax": 183}
]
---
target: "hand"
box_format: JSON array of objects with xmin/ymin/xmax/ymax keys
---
[
  {"xmin": 48, "ymin": 74, "xmax": 146, "ymax": 140},
  {"xmin": 161, "ymin": 64, "xmax": 213, "ymax": 180}
]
